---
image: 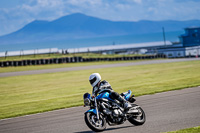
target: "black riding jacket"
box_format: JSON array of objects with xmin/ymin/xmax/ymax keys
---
[{"xmin": 92, "ymin": 80, "xmax": 113, "ymax": 96}]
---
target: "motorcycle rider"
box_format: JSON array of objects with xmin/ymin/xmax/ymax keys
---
[{"xmin": 89, "ymin": 73, "xmax": 132, "ymax": 110}]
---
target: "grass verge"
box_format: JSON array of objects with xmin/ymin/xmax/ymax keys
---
[
  {"xmin": 0, "ymin": 60, "xmax": 200, "ymax": 119},
  {"xmin": 165, "ymin": 126, "xmax": 200, "ymax": 133}
]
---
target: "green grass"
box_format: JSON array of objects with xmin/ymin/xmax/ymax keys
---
[
  {"xmin": 0, "ymin": 53, "xmax": 147, "ymax": 61},
  {"xmin": 0, "ymin": 60, "xmax": 200, "ymax": 119},
  {"xmin": 165, "ymin": 126, "xmax": 200, "ymax": 133}
]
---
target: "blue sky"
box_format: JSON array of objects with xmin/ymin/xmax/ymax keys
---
[{"xmin": 0, "ymin": 0, "xmax": 200, "ymax": 36}]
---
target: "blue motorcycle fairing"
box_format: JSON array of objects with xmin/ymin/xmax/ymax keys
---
[
  {"xmin": 124, "ymin": 90, "xmax": 132, "ymax": 100},
  {"xmin": 85, "ymin": 92, "xmax": 113, "ymax": 115},
  {"xmin": 96, "ymin": 92, "xmax": 114, "ymax": 101},
  {"xmin": 85, "ymin": 108, "xmax": 97, "ymax": 114},
  {"xmin": 85, "ymin": 90, "xmax": 132, "ymax": 114}
]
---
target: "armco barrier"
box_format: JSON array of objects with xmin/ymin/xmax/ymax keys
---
[
  {"xmin": 3, "ymin": 61, "xmax": 7, "ymax": 67},
  {"xmin": 71, "ymin": 57, "xmax": 75, "ymax": 63},
  {"xmin": 0, "ymin": 62, "xmax": 3, "ymax": 67},
  {"xmin": 0, "ymin": 56, "xmax": 166, "ymax": 67},
  {"xmin": 37, "ymin": 60, "xmax": 41, "ymax": 65},
  {"xmin": 31, "ymin": 60, "xmax": 36, "ymax": 65},
  {"xmin": 45, "ymin": 59, "xmax": 50, "ymax": 64},
  {"xmin": 8, "ymin": 61, "xmax": 13, "ymax": 67},
  {"xmin": 13, "ymin": 61, "xmax": 18, "ymax": 66},
  {"xmin": 40, "ymin": 59, "xmax": 45, "ymax": 65},
  {"xmin": 62, "ymin": 57, "xmax": 66, "ymax": 63},
  {"xmin": 27, "ymin": 60, "xmax": 32, "ymax": 65},
  {"xmin": 65, "ymin": 57, "xmax": 69, "ymax": 63},
  {"xmin": 18, "ymin": 61, "xmax": 22, "ymax": 66},
  {"xmin": 49, "ymin": 59, "xmax": 53, "ymax": 64},
  {"xmin": 23, "ymin": 60, "xmax": 27, "ymax": 66}
]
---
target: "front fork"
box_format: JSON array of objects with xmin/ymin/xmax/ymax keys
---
[{"xmin": 94, "ymin": 97, "xmax": 100, "ymax": 120}]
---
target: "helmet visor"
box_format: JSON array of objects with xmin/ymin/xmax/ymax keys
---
[{"xmin": 89, "ymin": 77, "xmax": 97, "ymax": 85}]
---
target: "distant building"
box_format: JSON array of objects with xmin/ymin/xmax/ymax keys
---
[
  {"xmin": 157, "ymin": 27, "xmax": 200, "ymax": 58},
  {"xmin": 180, "ymin": 27, "xmax": 200, "ymax": 47}
]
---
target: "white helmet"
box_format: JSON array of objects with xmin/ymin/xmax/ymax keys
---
[{"xmin": 89, "ymin": 73, "xmax": 101, "ymax": 87}]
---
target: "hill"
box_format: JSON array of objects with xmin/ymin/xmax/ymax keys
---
[{"xmin": 0, "ymin": 13, "xmax": 200, "ymax": 45}]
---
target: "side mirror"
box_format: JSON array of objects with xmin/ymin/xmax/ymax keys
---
[{"xmin": 83, "ymin": 93, "xmax": 91, "ymax": 99}]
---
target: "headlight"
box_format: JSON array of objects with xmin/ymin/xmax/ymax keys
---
[{"xmin": 84, "ymin": 98, "xmax": 91, "ymax": 106}]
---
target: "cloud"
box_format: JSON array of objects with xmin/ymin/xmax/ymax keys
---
[
  {"xmin": 174, "ymin": 0, "xmax": 199, "ymax": 2},
  {"xmin": 130, "ymin": 0, "xmax": 142, "ymax": 4},
  {"xmin": 67, "ymin": 0, "xmax": 102, "ymax": 6}
]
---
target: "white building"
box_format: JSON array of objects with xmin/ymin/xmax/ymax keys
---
[{"xmin": 157, "ymin": 27, "xmax": 200, "ymax": 58}]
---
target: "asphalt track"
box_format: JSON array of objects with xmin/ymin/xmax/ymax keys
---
[
  {"xmin": 0, "ymin": 87, "xmax": 200, "ymax": 133},
  {"xmin": 0, "ymin": 58, "xmax": 200, "ymax": 77}
]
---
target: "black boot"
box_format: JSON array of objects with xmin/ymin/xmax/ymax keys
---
[{"xmin": 117, "ymin": 96, "xmax": 132, "ymax": 110}]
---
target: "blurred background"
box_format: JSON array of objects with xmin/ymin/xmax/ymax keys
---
[
  {"xmin": 0, "ymin": 0, "xmax": 200, "ymax": 59},
  {"xmin": 1, "ymin": 2, "xmax": 200, "ymax": 132}
]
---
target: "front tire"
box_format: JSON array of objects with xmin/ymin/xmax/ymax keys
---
[
  {"xmin": 128, "ymin": 104, "xmax": 146, "ymax": 125},
  {"xmin": 84, "ymin": 112, "xmax": 106, "ymax": 132}
]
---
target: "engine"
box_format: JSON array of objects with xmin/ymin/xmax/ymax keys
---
[
  {"xmin": 108, "ymin": 109, "xmax": 123, "ymax": 124},
  {"xmin": 113, "ymin": 109, "xmax": 123, "ymax": 117}
]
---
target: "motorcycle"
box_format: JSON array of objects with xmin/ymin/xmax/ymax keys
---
[{"xmin": 83, "ymin": 90, "xmax": 146, "ymax": 132}]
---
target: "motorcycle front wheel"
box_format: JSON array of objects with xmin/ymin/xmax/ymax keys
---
[
  {"xmin": 84, "ymin": 112, "xmax": 106, "ymax": 132},
  {"xmin": 128, "ymin": 104, "xmax": 146, "ymax": 125}
]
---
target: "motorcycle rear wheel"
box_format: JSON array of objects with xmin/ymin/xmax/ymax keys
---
[
  {"xmin": 128, "ymin": 104, "xmax": 146, "ymax": 125},
  {"xmin": 84, "ymin": 112, "xmax": 106, "ymax": 132}
]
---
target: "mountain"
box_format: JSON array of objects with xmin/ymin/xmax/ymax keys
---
[{"xmin": 0, "ymin": 13, "xmax": 200, "ymax": 45}]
